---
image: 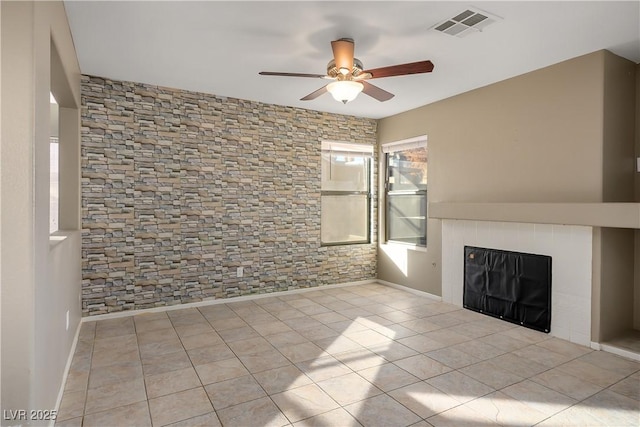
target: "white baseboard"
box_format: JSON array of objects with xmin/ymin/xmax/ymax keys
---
[
  {"xmin": 599, "ymin": 343, "xmax": 640, "ymax": 362},
  {"xmin": 52, "ymin": 320, "xmax": 82, "ymax": 427},
  {"xmin": 82, "ymin": 279, "xmax": 378, "ymax": 323},
  {"xmin": 376, "ymin": 279, "xmax": 442, "ymax": 301}
]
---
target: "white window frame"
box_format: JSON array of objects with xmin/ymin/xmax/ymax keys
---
[
  {"xmin": 321, "ymin": 141, "xmax": 374, "ymax": 246},
  {"xmin": 382, "ymin": 135, "xmax": 428, "ymax": 247}
]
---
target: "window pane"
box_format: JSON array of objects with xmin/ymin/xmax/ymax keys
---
[
  {"xmin": 387, "ymin": 193, "xmax": 426, "ymax": 246},
  {"xmin": 321, "ymin": 151, "xmax": 368, "ymax": 191},
  {"xmin": 388, "ymin": 147, "xmax": 427, "ymax": 192},
  {"xmin": 321, "ymin": 195, "xmax": 368, "ymax": 244}
]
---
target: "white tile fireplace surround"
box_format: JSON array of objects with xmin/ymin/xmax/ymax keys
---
[{"xmin": 442, "ymin": 220, "xmax": 592, "ymax": 347}]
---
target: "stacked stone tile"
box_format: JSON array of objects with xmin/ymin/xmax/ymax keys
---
[{"xmin": 81, "ymin": 75, "xmax": 378, "ymax": 316}]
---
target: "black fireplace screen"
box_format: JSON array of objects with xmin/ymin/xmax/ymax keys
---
[{"xmin": 463, "ymin": 246, "xmax": 552, "ymax": 333}]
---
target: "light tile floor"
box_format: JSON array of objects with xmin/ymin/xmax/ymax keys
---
[{"xmin": 55, "ymin": 283, "xmax": 640, "ymax": 426}]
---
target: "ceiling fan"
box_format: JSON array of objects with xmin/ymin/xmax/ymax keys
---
[{"xmin": 259, "ymin": 38, "xmax": 434, "ymax": 104}]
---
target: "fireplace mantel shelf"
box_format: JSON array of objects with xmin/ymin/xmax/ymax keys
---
[{"xmin": 429, "ymin": 202, "xmax": 640, "ymax": 229}]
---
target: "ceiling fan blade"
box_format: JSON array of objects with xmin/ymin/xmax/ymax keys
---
[
  {"xmin": 363, "ymin": 60, "xmax": 434, "ymax": 79},
  {"xmin": 361, "ymin": 81, "xmax": 394, "ymax": 102},
  {"xmin": 331, "ymin": 39, "xmax": 354, "ymax": 72},
  {"xmin": 259, "ymin": 71, "xmax": 326, "ymax": 78},
  {"xmin": 300, "ymin": 85, "xmax": 328, "ymax": 101}
]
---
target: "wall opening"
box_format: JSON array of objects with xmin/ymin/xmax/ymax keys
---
[{"xmin": 50, "ymin": 92, "xmax": 59, "ymax": 233}]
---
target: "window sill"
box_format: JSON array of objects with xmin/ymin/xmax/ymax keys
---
[
  {"xmin": 49, "ymin": 232, "xmax": 69, "ymax": 249},
  {"xmin": 321, "ymin": 241, "xmax": 371, "ymax": 247},
  {"xmin": 380, "ymin": 241, "xmax": 428, "ymax": 253}
]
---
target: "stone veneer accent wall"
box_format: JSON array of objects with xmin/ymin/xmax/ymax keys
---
[{"xmin": 81, "ymin": 75, "xmax": 377, "ymax": 316}]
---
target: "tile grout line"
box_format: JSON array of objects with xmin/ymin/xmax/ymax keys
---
[{"xmin": 135, "ymin": 316, "xmax": 155, "ymax": 426}]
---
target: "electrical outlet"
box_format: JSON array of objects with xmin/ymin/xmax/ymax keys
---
[{"xmin": 237, "ymin": 267, "xmax": 243, "ymax": 278}]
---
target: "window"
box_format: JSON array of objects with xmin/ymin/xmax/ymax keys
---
[
  {"xmin": 50, "ymin": 92, "xmax": 59, "ymax": 234},
  {"xmin": 383, "ymin": 137, "xmax": 428, "ymax": 246},
  {"xmin": 321, "ymin": 141, "xmax": 373, "ymax": 245}
]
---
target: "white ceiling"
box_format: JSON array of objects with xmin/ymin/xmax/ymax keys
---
[{"xmin": 64, "ymin": 1, "xmax": 640, "ymax": 119}]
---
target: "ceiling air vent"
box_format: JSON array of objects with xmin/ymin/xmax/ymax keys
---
[{"xmin": 432, "ymin": 7, "xmax": 501, "ymax": 37}]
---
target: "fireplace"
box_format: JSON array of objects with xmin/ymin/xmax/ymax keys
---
[
  {"xmin": 463, "ymin": 246, "xmax": 552, "ymax": 333},
  {"xmin": 441, "ymin": 220, "xmax": 592, "ymax": 346}
]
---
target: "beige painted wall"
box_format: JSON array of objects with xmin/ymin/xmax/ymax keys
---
[
  {"xmin": 377, "ymin": 51, "xmax": 609, "ymax": 295},
  {"xmin": 635, "ymin": 227, "xmax": 640, "ymax": 330},
  {"xmin": 602, "ymin": 51, "xmax": 636, "ymax": 202},
  {"xmin": 1, "ymin": 1, "xmax": 81, "ymax": 422},
  {"xmin": 636, "ymin": 64, "xmax": 640, "ymax": 330},
  {"xmin": 2, "ymin": 1, "xmax": 37, "ymax": 417},
  {"xmin": 637, "ymin": 64, "xmax": 640, "ymax": 202}
]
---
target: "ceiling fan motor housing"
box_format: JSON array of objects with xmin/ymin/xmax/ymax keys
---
[{"xmin": 327, "ymin": 58, "xmax": 365, "ymax": 80}]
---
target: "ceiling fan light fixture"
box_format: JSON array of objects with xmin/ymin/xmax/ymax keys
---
[{"xmin": 327, "ymin": 80, "xmax": 363, "ymax": 104}]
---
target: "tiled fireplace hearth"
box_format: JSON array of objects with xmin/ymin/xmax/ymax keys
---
[{"xmin": 442, "ymin": 220, "xmax": 593, "ymax": 346}]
